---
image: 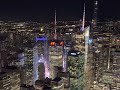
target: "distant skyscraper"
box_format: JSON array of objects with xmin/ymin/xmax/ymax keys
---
[
  {"xmin": 35, "ymin": 37, "xmax": 50, "ymax": 78},
  {"xmin": 54, "ymin": 9, "xmax": 57, "ymax": 40},
  {"xmin": 33, "ymin": 45, "xmax": 39, "ymax": 82},
  {"xmin": 49, "ymin": 45, "xmax": 63, "ymax": 79},
  {"xmin": 38, "ymin": 63, "xmax": 45, "ymax": 80},
  {"xmin": 92, "ymin": 0, "xmax": 98, "ymax": 31},
  {"xmin": 48, "ymin": 40, "xmax": 64, "ymax": 79},
  {"xmin": 84, "ymin": 26, "xmax": 94, "ymax": 90},
  {"xmin": 22, "ymin": 47, "xmax": 34, "ymax": 85},
  {"xmin": 67, "ymin": 52, "xmax": 84, "ymax": 90},
  {"xmin": 111, "ymin": 51, "xmax": 120, "ymax": 89}
]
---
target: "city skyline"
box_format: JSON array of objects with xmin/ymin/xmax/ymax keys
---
[
  {"xmin": 0, "ymin": 0, "xmax": 120, "ymax": 90},
  {"xmin": 0, "ymin": 0, "xmax": 120, "ymax": 22}
]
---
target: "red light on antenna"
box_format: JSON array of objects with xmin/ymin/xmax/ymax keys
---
[{"xmin": 60, "ymin": 41, "xmax": 63, "ymax": 46}]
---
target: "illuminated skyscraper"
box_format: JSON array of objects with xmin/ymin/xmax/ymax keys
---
[
  {"xmin": 38, "ymin": 63, "xmax": 45, "ymax": 80},
  {"xmin": 111, "ymin": 51, "xmax": 120, "ymax": 89},
  {"xmin": 22, "ymin": 47, "xmax": 34, "ymax": 85},
  {"xmin": 0, "ymin": 66, "xmax": 20, "ymax": 90},
  {"xmin": 33, "ymin": 45, "xmax": 39, "ymax": 82},
  {"xmin": 35, "ymin": 36, "xmax": 50, "ymax": 78},
  {"xmin": 67, "ymin": 50, "xmax": 84, "ymax": 90},
  {"xmin": 49, "ymin": 40, "xmax": 64, "ymax": 79},
  {"xmin": 83, "ymin": 26, "xmax": 95, "ymax": 90}
]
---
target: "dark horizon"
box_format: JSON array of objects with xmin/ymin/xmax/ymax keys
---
[{"xmin": 0, "ymin": 0, "xmax": 120, "ymax": 22}]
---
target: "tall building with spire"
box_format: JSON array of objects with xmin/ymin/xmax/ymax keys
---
[
  {"xmin": 83, "ymin": 1, "xmax": 99, "ymax": 89},
  {"xmin": 82, "ymin": 3, "xmax": 85, "ymax": 32},
  {"xmin": 48, "ymin": 10, "xmax": 65, "ymax": 79},
  {"xmin": 92, "ymin": 0, "xmax": 98, "ymax": 32}
]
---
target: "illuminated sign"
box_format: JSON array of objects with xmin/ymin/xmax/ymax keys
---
[
  {"xmin": 36, "ymin": 37, "xmax": 47, "ymax": 42},
  {"xmin": 68, "ymin": 50, "xmax": 81, "ymax": 56},
  {"xmin": 70, "ymin": 53, "xmax": 77, "ymax": 56}
]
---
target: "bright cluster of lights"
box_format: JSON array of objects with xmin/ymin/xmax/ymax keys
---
[
  {"xmin": 60, "ymin": 41, "xmax": 64, "ymax": 46},
  {"xmin": 45, "ymin": 62, "xmax": 50, "ymax": 78},
  {"xmin": 36, "ymin": 37, "xmax": 47, "ymax": 42},
  {"xmin": 113, "ymin": 39, "xmax": 120, "ymax": 42},
  {"xmin": 89, "ymin": 39, "xmax": 93, "ymax": 44},
  {"xmin": 50, "ymin": 41, "xmax": 56, "ymax": 46},
  {"xmin": 50, "ymin": 41, "xmax": 64, "ymax": 46}
]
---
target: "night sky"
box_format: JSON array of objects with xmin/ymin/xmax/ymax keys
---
[{"xmin": 0, "ymin": 0, "xmax": 120, "ymax": 22}]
